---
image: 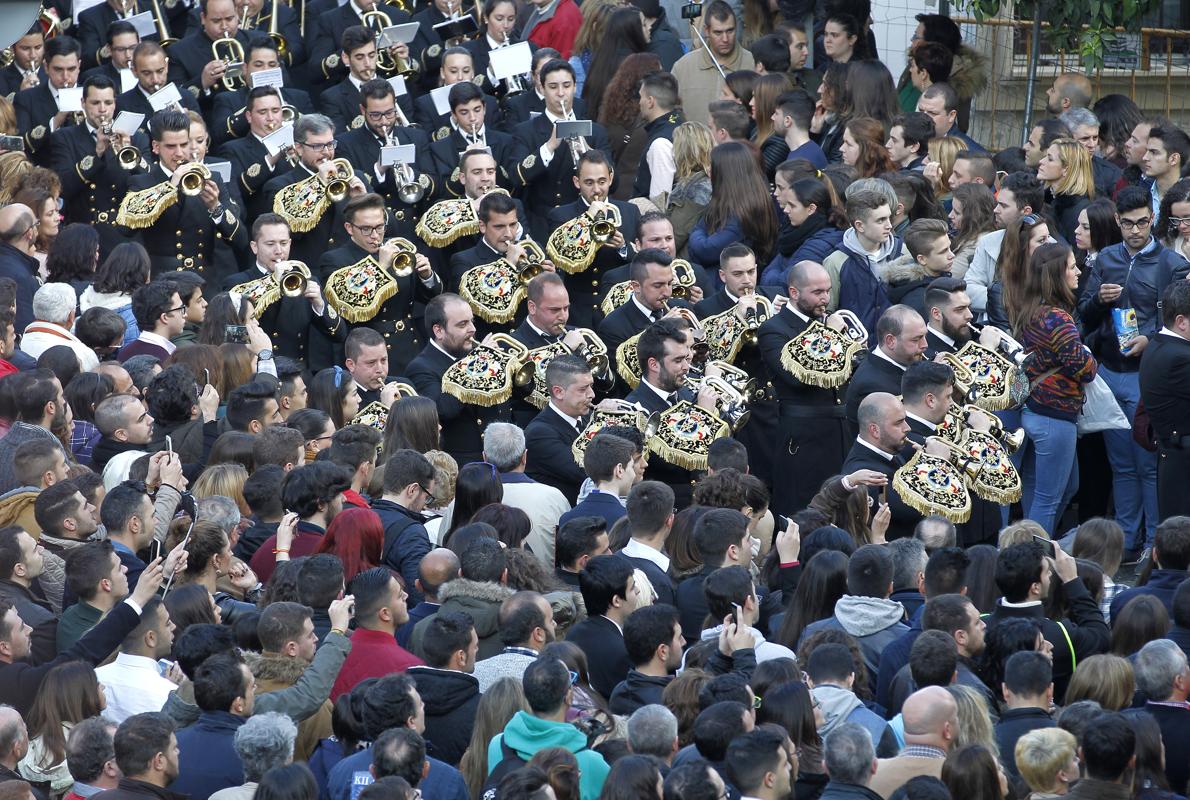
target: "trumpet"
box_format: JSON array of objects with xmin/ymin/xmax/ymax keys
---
[
  {"xmin": 177, "ymin": 162, "xmax": 212, "ymax": 196},
  {"xmin": 277, "ymin": 260, "xmax": 311, "ymax": 298},
  {"xmin": 363, "ymin": 9, "xmax": 415, "ymax": 77},
  {"xmin": 322, "ymin": 158, "xmax": 354, "ymax": 201},
  {"xmin": 512, "ymin": 239, "xmax": 547, "ymax": 283},
  {"xmin": 213, "ymin": 35, "xmax": 246, "ymax": 90},
  {"xmin": 101, "ymin": 122, "xmax": 140, "ymax": 170},
  {"xmin": 698, "ymin": 374, "xmax": 751, "ymax": 431},
  {"xmin": 380, "ymin": 237, "xmax": 418, "ymax": 277},
  {"xmin": 967, "ymin": 322, "xmax": 1027, "ymax": 365},
  {"xmin": 959, "ymin": 405, "xmax": 1025, "ymax": 453},
  {"xmin": 588, "ymin": 197, "xmax": 619, "ymax": 244},
  {"xmin": 669, "ymin": 259, "xmax": 697, "ymax": 299},
  {"xmin": 384, "ymin": 125, "xmax": 425, "ymax": 204},
  {"xmin": 558, "ymin": 96, "xmax": 589, "ymax": 163},
  {"xmin": 465, "ymin": 121, "xmax": 486, "ymax": 149},
  {"xmin": 148, "ymin": 0, "xmax": 177, "ymax": 46}
]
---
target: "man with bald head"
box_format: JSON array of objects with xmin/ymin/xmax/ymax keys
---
[
  {"xmin": 98, "ymin": 363, "xmax": 135, "ymax": 396},
  {"xmin": 1045, "ymin": 73, "xmax": 1093, "ymax": 115},
  {"xmin": 396, "ymin": 548, "xmax": 460, "ymax": 648},
  {"xmin": 870, "ymin": 686, "xmax": 957, "ymax": 797},
  {"xmin": 758, "ymin": 261, "xmax": 855, "ymax": 514},
  {"xmin": 845, "ymin": 304, "xmax": 929, "ymax": 436},
  {"xmin": 842, "ymin": 393, "xmax": 924, "ymax": 540},
  {"xmin": 0, "ymin": 704, "xmax": 40, "ymax": 798},
  {"xmin": 0, "ymin": 204, "xmax": 42, "ymax": 334}
]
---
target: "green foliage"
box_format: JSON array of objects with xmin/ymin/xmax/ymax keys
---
[{"xmin": 958, "ymin": 0, "xmax": 1162, "ymax": 70}]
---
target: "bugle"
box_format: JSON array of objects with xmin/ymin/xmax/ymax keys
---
[
  {"xmin": 323, "ymin": 158, "xmax": 354, "ymax": 201},
  {"xmin": 101, "ymin": 121, "xmax": 140, "ymax": 170},
  {"xmin": 278, "ymin": 260, "xmax": 311, "ymax": 297},
  {"xmin": 213, "ymin": 35, "xmax": 246, "ymax": 90},
  {"xmin": 559, "ymin": 96, "xmax": 589, "ymax": 162},
  {"xmin": 380, "ymin": 237, "xmax": 418, "ymax": 277},
  {"xmin": 669, "ymin": 259, "xmax": 697, "ymax": 299},
  {"xmin": 177, "ymin": 162, "xmax": 212, "ymax": 196}
]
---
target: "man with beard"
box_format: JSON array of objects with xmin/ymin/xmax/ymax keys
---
[
  {"xmin": 470, "ymin": 591, "xmax": 557, "ymax": 693},
  {"xmin": 103, "ymin": 713, "xmax": 182, "ymax": 800},
  {"xmin": 250, "ymin": 462, "xmax": 353, "ymax": 583},
  {"xmin": 924, "ymin": 277, "xmax": 977, "ymax": 357},
  {"xmin": 524, "ymin": 354, "xmax": 597, "ymax": 504},
  {"xmin": 318, "ymin": 193, "xmax": 441, "ymax": 375},
  {"xmin": 0, "ymin": 369, "xmax": 71, "ymax": 495},
  {"xmin": 598, "ymin": 211, "xmax": 710, "ymax": 309},
  {"xmin": 1045, "ymin": 72, "xmax": 1093, "ymax": 116},
  {"xmin": 842, "ymin": 392, "xmax": 934, "ymax": 541},
  {"xmin": 623, "ymin": 319, "xmax": 722, "ymax": 509},
  {"xmin": 406, "ymin": 293, "xmax": 513, "ymax": 465},
  {"xmin": 608, "ymin": 603, "xmax": 684, "ymax": 715},
  {"xmin": 757, "ymin": 261, "xmax": 851, "ymax": 515},
  {"xmin": 91, "ymin": 394, "xmax": 155, "ymax": 473},
  {"xmin": 597, "ymin": 248, "xmax": 690, "ymax": 387},
  {"xmin": 845, "ymin": 305, "xmax": 929, "ymax": 437}
]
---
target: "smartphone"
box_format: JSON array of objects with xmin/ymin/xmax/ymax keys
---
[
  {"xmin": 1032, "ymin": 534, "xmax": 1056, "ymax": 558},
  {"xmin": 224, "ymin": 324, "xmax": 249, "ymax": 344},
  {"xmin": 880, "ymin": 484, "xmax": 888, "ymax": 508},
  {"xmin": 165, "ymin": 435, "xmax": 173, "ymax": 459},
  {"xmin": 680, "ymin": 1, "xmax": 703, "ymax": 19},
  {"xmin": 202, "ymin": 368, "xmax": 210, "ymax": 388},
  {"xmin": 0, "ymin": 135, "xmax": 24, "ymax": 153}
]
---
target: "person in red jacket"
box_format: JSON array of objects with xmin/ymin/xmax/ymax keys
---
[
  {"xmin": 330, "ymin": 566, "xmax": 423, "ymax": 701},
  {"xmin": 523, "ymin": 0, "xmax": 583, "ymax": 60}
]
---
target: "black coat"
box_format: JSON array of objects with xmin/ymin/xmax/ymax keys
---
[
  {"xmin": 524, "ymin": 404, "xmax": 586, "ymax": 504},
  {"xmin": 261, "ymin": 162, "xmax": 363, "ymax": 268},
  {"xmin": 1139, "ymin": 332, "xmax": 1190, "ymax": 520},
  {"xmin": 335, "ymin": 123, "xmax": 435, "ymax": 226},
  {"xmin": 1147, "ymin": 701, "xmax": 1190, "ymax": 796},
  {"xmin": 596, "ymin": 296, "xmax": 655, "ymax": 381},
  {"xmin": 994, "ymin": 707, "xmax": 1054, "ymax": 777},
  {"xmin": 0, "ymin": 63, "xmax": 43, "ymax": 100},
  {"xmin": 565, "ymin": 615, "xmax": 632, "ymax": 699},
  {"xmin": 406, "ymin": 342, "xmax": 512, "ymax": 464},
  {"xmin": 407, "ymin": 666, "xmax": 480, "ymax": 766},
  {"xmin": 209, "ymin": 85, "xmax": 314, "ymax": 149},
  {"xmin": 840, "ymin": 438, "xmax": 920, "ymax": 541},
  {"xmin": 114, "ymin": 82, "xmax": 201, "ymax": 135},
  {"xmin": 844, "ymin": 350, "xmax": 906, "ymax": 436},
  {"xmin": 511, "ymin": 113, "xmax": 614, "ymax": 238},
  {"xmin": 215, "ymin": 133, "xmax": 285, "ymax": 222},
  {"xmin": 0, "ymin": 241, "xmax": 43, "ymax": 334},
  {"xmin": 13, "ymin": 82, "xmax": 71, "ymax": 165},
  {"xmin": 317, "ymin": 77, "xmax": 364, "ymax": 134},
  {"xmin": 608, "ymin": 670, "xmax": 672, "ymax": 716},
  {"xmin": 428, "ymin": 122, "xmax": 519, "ymax": 198},
  {"xmin": 165, "ymin": 29, "xmax": 254, "ymax": 110},
  {"xmin": 545, "ymin": 198, "xmax": 640, "ymax": 329},
  {"xmin": 625, "ymin": 381, "xmax": 701, "ymax": 509},
  {"xmin": 76, "ymin": 1, "xmax": 159, "ymax": 70}
]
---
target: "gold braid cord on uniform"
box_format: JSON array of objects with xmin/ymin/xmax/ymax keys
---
[
  {"xmin": 779, "ymin": 319, "xmax": 866, "ymax": 389},
  {"xmin": 323, "ymin": 252, "xmax": 405, "ymax": 324},
  {"xmin": 273, "ymin": 173, "xmax": 330, "ymax": 233},
  {"xmin": 116, "ymin": 180, "xmax": 178, "ymax": 228},
  {"xmin": 601, "ymin": 281, "xmax": 633, "ymax": 316},
  {"xmin": 647, "ymin": 400, "xmax": 730, "ymax": 471},
  {"xmin": 415, "ymin": 188, "xmax": 508, "ymax": 248},
  {"xmin": 615, "ymin": 332, "xmax": 643, "ymax": 388},
  {"xmin": 892, "ymin": 448, "xmax": 973, "ymax": 523},
  {"xmin": 442, "ymin": 333, "xmax": 532, "ymax": 406},
  {"xmin": 229, "ymin": 274, "xmax": 282, "ymax": 318}
]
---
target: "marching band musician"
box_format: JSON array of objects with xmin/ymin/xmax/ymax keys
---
[
  {"xmin": 413, "ymin": 48, "xmax": 500, "ymax": 131},
  {"xmin": 844, "ymin": 304, "xmax": 929, "ymax": 437},
  {"xmin": 624, "ymin": 318, "xmax": 723, "ymax": 508},
  {"xmin": 77, "ymin": 0, "xmax": 149, "ymax": 71},
  {"xmin": 317, "ymin": 193, "xmax": 441, "ymax": 374},
  {"xmin": 409, "ymin": 0, "xmax": 463, "ymax": 94},
  {"xmin": 318, "ymin": 27, "xmax": 412, "ymax": 134},
  {"xmin": 405, "ymin": 292, "xmax": 513, "ymax": 464},
  {"xmin": 924, "ymin": 276, "xmax": 977, "ymax": 358},
  {"xmin": 899, "ymin": 361, "xmax": 1000, "ymax": 546},
  {"xmin": 261, "ymin": 113, "xmax": 371, "ymax": 266},
  {"xmin": 52, "ymin": 74, "xmax": 151, "ymax": 258},
  {"xmin": 598, "ymin": 212, "xmax": 711, "ymax": 307},
  {"xmin": 597, "ymin": 248, "xmax": 689, "ymax": 377},
  {"xmin": 334, "ymin": 79, "xmax": 434, "ymax": 233},
  {"xmin": 232, "ymin": 0, "xmax": 305, "ymax": 68},
  {"xmin": 115, "ymin": 42, "xmax": 201, "ymax": 132},
  {"xmin": 306, "ymin": 0, "xmax": 423, "ymax": 97},
  {"xmin": 0, "ymin": 26, "xmax": 45, "ymax": 100},
  {"xmin": 841, "ymin": 392, "xmax": 922, "ymax": 541},
  {"xmin": 187, "ymin": 109, "xmax": 251, "ymax": 283},
  {"xmin": 501, "ymin": 46, "xmax": 582, "ymax": 127},
  {"xmin": 421, "ymin": 149, "xmax": 526, "ymax": 267},
  {"xmin": 216, "ymin": 86, "xmax": 295, "ymax": 220},
  {"xmin": 223, "ymin": 213, "xmax": 347, "ymax": 372},
  {"xmin": 545, "ymin": 150, "xmax": 640, "ymax": 329},
  {"xmin": 428, "ymin": 81, "xmax": 519, "ymax": 198},
  {"xmin": 79, "ymin": 20, "xmax": 139, "ymax": 87},
  {"xmin": 209, "ymin": 38, "xmax": 314, "ymax": 149},
  {"xmin": 14, "ymin": 36, "xmax": 82, "ymax": 167},
  {"xmin": 115, "ymin": 109, "xmax": 247, "ymax": 275},
  {"xmin": 757, "ymin": 261, "xmax": 851, "ymax": 515},
  {"xmin": 165, "ymin": 0, "xmax": 253, "ymax": 109},
  {"xmin": 462, "ymin": 0, "xmax": 528, "ymax": 94},
  {"xmin": 523, "ymin": 353, "xmax": 596, "ymax": 503},
  {"xmin": 512, "ymin": 58, "xmax": 614, "ymax": 238}
]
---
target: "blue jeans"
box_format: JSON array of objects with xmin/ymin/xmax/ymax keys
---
[
  {"xmin": 1021, "ymin": 408, "xmax": 1080, "ymax": 535},
  {"xmin": 1098, "ymin": 366, "xmax": 1159, "ymax": 549},
  {"xmin": 995, "ymin": 406, "xmax": 1025, "ymax": 526}
]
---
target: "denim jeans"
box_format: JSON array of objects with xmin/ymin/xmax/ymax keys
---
[
  {"xmin": 1021, "ymin": 408, "xmax": 1080, "ymax": 535},
  {"xmin": 995, "ymin": 406, "xmax": 1025, "ymax": 526},
  {"xmin": 1098, "ymin": 366, "xmax": 1159, "ymax": 549}
]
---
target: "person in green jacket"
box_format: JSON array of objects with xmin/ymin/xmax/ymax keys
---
[{"xmin": 487, "ymin": 657, "xmax": 610, "ymax": 800}]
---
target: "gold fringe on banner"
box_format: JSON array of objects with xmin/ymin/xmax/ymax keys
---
[
  {"xmin": 779, "ymin": 320, "xmax": 864, "ymax": 388},
  {"xmin": 615, "ymin": 334, "xmax": 642, "ymax": 388},
  {"xmin": 645, "ymin": 401, "xmax": 729, "ymax": 472},
  {"xmin": 116, "ymin": 180, "xmax": 178, "ymax": 228},
  {"xmin": 892, "ymin": 450, "xmax": 972, "ymax": 523},
  {"xmin": 274, "ymin": 174, "xmax": 330, "ymax": 233},
  {"xmin": 415, "ymin": 198, "xmax": 480, "ymax": 247}
]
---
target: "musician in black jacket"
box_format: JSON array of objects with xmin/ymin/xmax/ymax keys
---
[
  {"xmin": 524, "ymin": 353, "xmax": 597, "ymax": 502},
  {"xmin": 115, "ymin": 109, "xmax": 247, "ymax": 276},
  {"xmin": 463, "ymin": 0, "xmax": 533, "ymax": 98},
  {"xmin": 335, "ymin": 78, "xmax": 434, "ymax": 235},
  {"xmin": 1139, "ymin": 281, "xmax": 1190, "ymax": 520},
  {"xmin": 307, "ymin": 0, "xmax": 423, "ymax": 97},
  {"xmin": 412, "ymin": 48, "xmax": 501, "ymax": 132},
  {"xmin": 0, "ymin": 27, "xmax": 45, "ymax": 100},
  {"xmin": 164, "ymin": 0, "xmax": 253, "ymax": 111},
  {"xmin": 624, "ymin": 318, "xmax": 722, "ymax": 509},
  {"xmin": 14, "ymin": 36, "xmax": 82, "ymax": 167},
  {"xmin": 512, "ymin": 59, "xmax": 614, "ymax": 238},
  {"xmin": 501, "ymin": 46, "xmax": 587, "ymax": 128},
  {"xmin": 317, "ymin": 26, "xmax": 414, "ymax": 134},
  {"xmin": 600, "ymin": 212, "xmax": 711, "ymax": 311},
  {"xmin": 598, "ymin": 248, "xmax": 687, "ymax": 381},
  {"xmin": 923, "ymin": 276, "xmax": 977, "ymax": 358},
  {"xmin": 215, "ymin": 86, "xmax": 294, "ymax": 221},
  {"xmin": 233, "ymin": 0, "xmax": 305, "ymax": 68},
  {"xmin": 76, "ymin": 0, "xmax": 153, "ymax": 70},
  {"xmin": 428, "ymin": 80, "xmax": 518, "ymax": 198},
  {"xmin": 222, "ymin": 213, "xmax": 347, "ymax": 372},
  {"xmin": 546, "ymin": 150, "xmax": 641, "ymax": 329},
  {"xmin": 845, "ymin": 304, "xmax": 929, "ymax": 437},
  {"xmin": 208, "ymin": 38, "xmax": 314, "ymax": 149},
  {"xmin": 757, "ymin": 261, "xmax": 851, "ymax": 515},
  {"xmin": 840, "ymin": 391, "xmax": 920, "ymax": 541},
  {"xmin": 405, "ymin": 292, "xmax": 513, "ymax": 465},
  {"xmin": 52, "ymin": 74, "xmax": 150, "ymax": 259},
  {"xmin": 115, "ymin": 42, "xmax": 201, "ymax": 133}
]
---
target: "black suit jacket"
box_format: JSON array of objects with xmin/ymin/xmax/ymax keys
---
[
  {"xmin": 0, "ymin": 63, "xmax": 43, "ymax": 100},
  {"xmin": 545, "ymin": 198, "xmax": 639, "ymax": 329},
  {"xmin": 115, "ymin": 83, "xmax": 201, "ymax": 134},
  {"xmin": 76, "ymin": 1, "xmax": 158, "ymax": 69},
  {"xmin": 166, "ymin": 29, "xmax": 254, "ymax": 109},
  {"xmin": 317, "ymin": 77, "xmax": 363, "ymax": 134},
  {"xmin": 209, "ymin": 85, "xmax": 314, "ymax": 148},
  {"xmin": 261, "ymin": 162, "xmax": 366, "ymax": 267},
  {"xmin": 427, "ymin": 122, "xmax": 519, "ymax": 198},
  {"xmin": 215, "ymin": 134, "xmax": 284, "ymax": 221},
  {"xmin": 625, "ymin": 381, "xmax": 702, "ymax": 508},
  {"xmin": 597, "ymin": 297, "xmax": 656, "ymax": 379},
  {"xmin": 414, "ymin": 92, "xmax": 502, "ymax": 135},
  {"xmin": 13, "ymin": 82, "xmax": 71, "ymax": 164},
  {"xmin": 512, "ymin": 113, "xmax": 614, "ymax": 238},
  {"xmin": 524, "ymin": 404, "xmax": 586, "ymax": 503},
  {"xmin": 334, "ymin": 123, "xmax": 435, "ymax": 234},
  {"xmin": 1140, "ymin": 333, "xmax": 1190, "ymax": 442},
  {"xmin": 758, "ymin": 306, "xmax": 850, "ymax": 409},
  {"xmin": 840, "ymin": 438, "xmax": 919, "ymax": 540},
  {"xmin": 405, "ymin": 342, "xmax": 512, "ymax": 464},
  {"xmin": 565, "ymin": 615, "xmax": 632, "ymax": 699},
  {"xmin": 925, "ymin": 328, "xmax": 959, "ymax": 360},
  {"xmin": 845, "ymin": 351, "xmax": 908, "ymax": 435},
  {"xmin": 502, "ymin": 90, "xmax": 586, "ymax": 128}
]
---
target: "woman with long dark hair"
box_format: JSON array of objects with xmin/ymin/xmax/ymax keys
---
[
  {"xmin": 1091, "ymin": 94, "xmax": 1144, "ymax": 169},
  {"xmin": 847, "ymin": 60, "xmax": 898, "ymax": 127},
  {"xmin": 1009, "ymin": 243, "xmax": 1097, "ymax": 535},
  {"xmin": 64, "ymin": 371, "xmax": 114, "ymax": 465},
  {"xmin": 949, "ymin": 182, "xmax": 996, "ymax": 278},
  {"xmin": 762, "ymin": 172, "xmax": 847, "ymax": 289},
  {"xmin": 1155, "ymin": 177, "xmax": 1190, "ymax": 256},
  {"xmin": 308, "ymin": 367, "xmax": 361, "ymax": 430},
  {"xmin": 775, "ymin": 550, "xmax": 849, "ymax": 649},
  {"xmin": 441, "ymin": 462, "xmax": 504, "ymax": 547},
  {"xmin": 722, "ymin": 70, "xmax": 759, "ymax": 110},
  {"xmin": 1074, "ymin": 197, "xmax": 1123, "ymax": 274},
  {"xmin": 941, "ymin": 745, "xmax": 1007, "ymax": 800},
  {"xmin": 688, "ymin": 142, "xmax": 779, "ymax": 271},
  {"xmin": 19, "ymin": 662, "xmax": 106, "ymax": 794},
  {"xmin": 383, "ymin": 395, "xmax": 441, "ymax": 454},
  {"xmin": 288, "ymin": 408, "xmax": 335, "ymax": 461},
  {"xmin": 812, "ymin": 62, "xmax": 850, "ymax": 163},
  {"xmin": 85, "ymin": 242, "xmax": 154, "ymax": 345},
  {"xmin": 582, "ymin": 7, "xmax": 648, "ymax": 120},
  {"xmin": 986, "ymin": 213, "xmax": 1052, "ymax": 332},
  {"xmin": 597, "ymin": 755, "xmax": 662, "ymax": 800},
  {"xmin": 45, "ymin": 223, "xmax": 100, "ymax": 296},
  {"xmin": 840, "ymin": 117, "xmax": 895, "ymax": 178},
  {"xmin": 752, "ymin": 73, "xmax": 795, "ymax": 178},
  {"xmin": 599, "ymin": 53, "xmax": 663, "ymax": 195}
]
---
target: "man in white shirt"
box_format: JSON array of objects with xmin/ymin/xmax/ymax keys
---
[
  {"xmin": 20, "ymin": 283, "xmax": 100, "ymax": 371},
  {"xmin": 621, "ymin": 481, "xmax": 676, "ymax": 606},
  {"xmin": 480, "ymin": 422, "xmax": 570, "ymax": 566},
  {"xmin": 95, "ymin": 596, "xmax": 177, "ymax": 723}
]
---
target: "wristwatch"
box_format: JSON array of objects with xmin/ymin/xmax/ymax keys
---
[{"xmin": 258, "ymin": 349, "xmax": 274, "ymax": 361}]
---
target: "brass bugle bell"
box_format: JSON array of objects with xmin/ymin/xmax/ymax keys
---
[
  {"xmin": 278, "ymin": 260, "xmax": 311, "ymax": 297},
  {"xmin": 591, "ymin": 209, "xmax": 615, "ymax": 244},
  {"xmin": 962, "ymin": 405, "xmax": 1025, "ymax": 453},
  {"xmin": 381, "ymin": 237, "xmax": 418, "ymax": 277},
  {"xmin": 324, "ymin": 158, "xmax": 354, "ymax": 201},
  {"xmin": 177, "ymin": 162, "xmax": 212, "ymax": 196}
]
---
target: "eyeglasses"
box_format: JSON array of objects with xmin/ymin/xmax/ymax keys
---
[
  {"xmin": 366, "ymin": 109, "xmax": 398, "ymax": 121},
  {"xmin": 418, "ymin": 483, "xmax": 436, "ymax": 505},
  {"xmin": 349, "ymin": 222, "xmax": 387, "ymax": 236},
  {"xmin": 1121, "ymin": 217, "xmax": 1152, "ymax": 230},
  {"xmin": 465, "ymin": 460, "xmax": 499, "ymax": 480},
  {"xmin": 167, "ymin": 304, "xmax": 186, "ymax": 315},
  {"xmin": 333, "ymin": 365, "xmax": 346, "ymax": 388},
  {"xmin": 298, "ymin": 140, "xmax": 336, "ymax": 152},
  {"xmin": 1170, "ymin": 217, "xmax": 1190, "ymax": 227}
]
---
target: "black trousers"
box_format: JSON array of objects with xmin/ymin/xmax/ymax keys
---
[
  {"xmin": 772, "ymin": 404, "xmax": 850, "ymax": 516},
  {"xmin": 1158, "ymin": 446, "xmax": 1190, "ymax": 520}
]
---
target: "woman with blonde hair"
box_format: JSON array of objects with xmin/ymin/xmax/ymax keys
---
[
  {"xmin": 1037, "ymin": 137, "xmax": 1094, "ymax": 245},
  {"xmin": 1015, "ymin": 727, "xmax": 1080, "ymax": 797},
  {"xmin": 219, "ymin": 343, "xmax": 257, "ymax": 401},
  {"xmin": 1063, "ymin": 654, "xmax": 1134, "ymax": 710},
  {"xmin": 947, "ymin": 685, "xmax": 1000, "ymax": 757},
  {"xmin": 0, "ymin": 150, "xmax": 31, "ymax": 205},
  {"xmin": 667, "ymin": 121, "xmax": 714, "ymax": 255},
  {"xmin": 192, "ymin": 462, "xmax": 250, "ymax": 515},
  {"xmin": 927, "ymin": 136, "xmax": 965, "ymax": 200}
]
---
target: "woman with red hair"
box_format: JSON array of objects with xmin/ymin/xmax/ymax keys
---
[
  {"xmin": 840, "ymin": 117, "xmax": 896, "ymax": 178},
  {"xmin": 315, "ymin": 508, "xmax": 384, "ymax": 584}
]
